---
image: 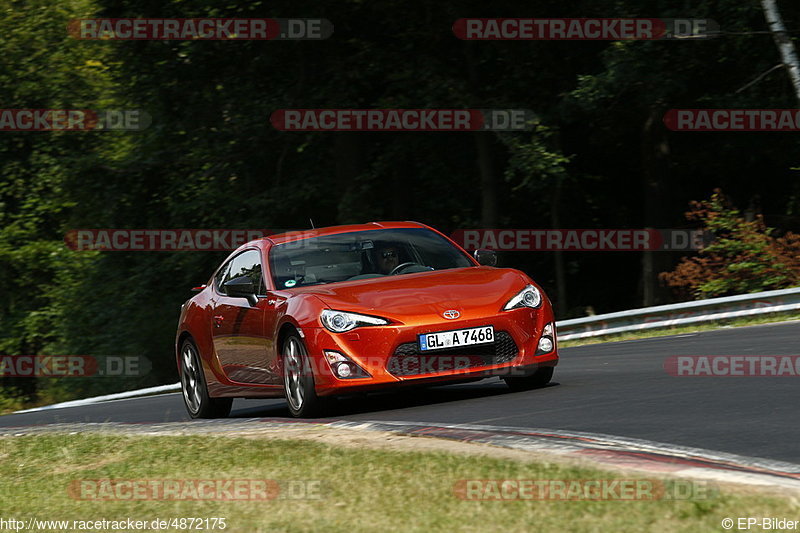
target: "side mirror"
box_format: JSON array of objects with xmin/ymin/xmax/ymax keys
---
[
  {"xmin": 474, "ymin": 249, "xmax": 497, "ymax": 266},
  {"xmin": 223, "ymin": 275, "xmax": 259, "ymax": 306}
]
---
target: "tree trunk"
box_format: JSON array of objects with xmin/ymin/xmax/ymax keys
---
[
  {"xmin": 641, "ymin": 107, "xmax": 672, "ymax": 306},
  {"xmin": 761, "ymin": 0, "xmax": 800, "ymax": 102},
  {"xmin": 474, "ymin": 133, "xmax": 497, "ymax": 228},
  {"xmin": 334, "ymin": 133, "xmax": 365, "ymax": 224},
  {"xmin": 463, "ymin": 40, "xmax": 498, "ymax": 228},
  {"xmin": 551, "ymin": 179, "xmax": 567, "ymax": 315}
]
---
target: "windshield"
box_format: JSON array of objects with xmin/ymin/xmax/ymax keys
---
[{"xmin": 269, "ymin": 228, "xmax": 474, "ymax": 289}]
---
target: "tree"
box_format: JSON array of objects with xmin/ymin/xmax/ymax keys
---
[{"xmin": 660, "ymin": 190, "xmax": 800, "ymax": 299}]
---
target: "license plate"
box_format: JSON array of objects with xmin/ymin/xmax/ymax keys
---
[{"xmin": 419, "ymin": 326, "xmax": 495, "ymax": 352}]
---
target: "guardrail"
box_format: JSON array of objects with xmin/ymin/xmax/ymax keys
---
[
  {"xmin": 14, "ymin": 383, "xmax": 181, "ymax": 413},
  {"xmin": 556, "ymin": 287, "xmax": 800, "ymax": 340}
]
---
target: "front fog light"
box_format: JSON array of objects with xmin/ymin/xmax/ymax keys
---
[
  {"xmin": 537, "ymin": 337, "xmax": 554, "ymax": 353},
  {"xmin": 336, "ymin": 363, "xmax": 352, "ymax": 378},
  {"xmin": 535, "ymin": 322, "xmax": 555, "ymax": 355},
  {"xmin": 323, "ymin": 350, "xmax": 369, "ymax": 379}
]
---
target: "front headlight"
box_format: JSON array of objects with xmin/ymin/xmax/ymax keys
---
[
  {"xmin": 320, "ymin": 309, "xmax": 390, "ymax": 333},
  {"xmin": 503, "ymin": 284, "xmax": 542, "ymax": 311}
]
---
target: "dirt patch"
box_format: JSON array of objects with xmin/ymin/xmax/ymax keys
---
[
  {"xmin": 209, "ymin": 425, "xmax": 800, "ymax": 499},
  {"xmin": 235, "ymin": 425, "xmax": 554, "ymax": 461}
]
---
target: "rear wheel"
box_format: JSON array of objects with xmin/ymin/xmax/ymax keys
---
[
  {"xmin": 504, "ymin": 366, "xmax": 554, "ymax": 392},
  {"xmin": 180, "ymin": 339, "xmax": 233, "ymax": 418},
  {"xmin": 282, "ymin": 334, "xmax": 327, "ymax": 418}
]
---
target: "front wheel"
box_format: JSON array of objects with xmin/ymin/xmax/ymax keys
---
[
  {"xmin": 504, "ymin": 366, "xmax": 554, "ymax": 392},
  {"xmin": 180, "ymin": 339, "xmax": 233, "ymax": 418},
  {"xmin": 282, "ymin": 334, "xmax": 328, "ymax": 418}
]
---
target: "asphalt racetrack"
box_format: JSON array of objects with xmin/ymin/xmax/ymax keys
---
[{"xmin": 1, "ymin": 321, "xmax": 798, "ymax": 463}]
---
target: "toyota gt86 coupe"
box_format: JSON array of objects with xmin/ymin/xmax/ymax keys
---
[{"xmin": 176, "ymin": 222, "xmax": 558, "ymax": 418}]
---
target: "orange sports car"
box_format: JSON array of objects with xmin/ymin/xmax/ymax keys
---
[{"xmin": 175, "ymin": 222, "xmax": 558, "ymax": 418}]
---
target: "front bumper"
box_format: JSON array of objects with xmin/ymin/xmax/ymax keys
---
[{"xmin": 303, "ymin": 307, "xmax": 559, "ymax": 396}]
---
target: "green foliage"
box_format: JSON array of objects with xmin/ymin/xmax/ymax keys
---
[
  {"xmin": 502, "ymin": 125, "xmax": 572, "ymax": 192},
  {"xmin": 661, "ymin": 190, "xmax": 800, "ymax": 298},
  {"xmin": 0, "ymin": 0, "xmax": 118, "ymax": 401}
]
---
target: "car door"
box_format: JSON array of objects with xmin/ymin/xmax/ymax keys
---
[{"xmin": 210, "ymin": 248, "xmax": 278, "ymax": 385}]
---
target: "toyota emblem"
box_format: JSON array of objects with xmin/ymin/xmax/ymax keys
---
[{"xmin": 442, "ymin": 310, "xmax": 460, "ymax": 320}]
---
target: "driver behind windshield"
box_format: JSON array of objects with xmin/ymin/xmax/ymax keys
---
[{"xmin": 375, "ymin": 244, "xmax": 400, "ymax": 275}]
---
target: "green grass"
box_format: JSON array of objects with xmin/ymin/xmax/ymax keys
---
[
  {"xmin": 559, "ymin": 312, "xmax": 800, "ymax": 348},
  {"xmin": 0, "ymin": 434, "xmax": 797, "ymax": 532}
]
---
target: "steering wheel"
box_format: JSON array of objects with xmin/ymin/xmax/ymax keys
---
[{"xmin": 389, "ymin": 262, "xmax": 419, "ymax": 275}]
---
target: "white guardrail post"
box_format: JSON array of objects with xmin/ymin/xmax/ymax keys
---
[{"xmin": 555, "ymin": 286, "xmax": 800, "ymax": 340}]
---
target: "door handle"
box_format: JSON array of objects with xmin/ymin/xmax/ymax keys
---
[{"xmin": 213, "ymin": 315, "xmax": 224, "ymax": 327}]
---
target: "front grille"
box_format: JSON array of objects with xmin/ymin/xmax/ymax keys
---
[{"xmin": 387, "ymin": 331, "xmax": 519, "ymax": 376}]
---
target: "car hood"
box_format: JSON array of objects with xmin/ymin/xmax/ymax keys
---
[{"xmin": 291, "ymin": 267, "xmax": 530, "ymax": 322}]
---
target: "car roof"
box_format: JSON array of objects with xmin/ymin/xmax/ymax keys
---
[{"xmin": 263, "ymin": 221, "xmax": 430, "ymax": 246}]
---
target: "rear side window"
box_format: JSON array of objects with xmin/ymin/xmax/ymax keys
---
[{"xmin": 217, "ymin": 249, "xmax": 266, "ymax": 295}]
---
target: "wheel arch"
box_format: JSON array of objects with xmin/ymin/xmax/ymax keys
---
[
  {"xmin": 176, "ymin": 330, "xmax": 194, "ymax": 369},
  {"xmin": 276, "ymin": 321, "xmax": 302, "ymax": 357}
]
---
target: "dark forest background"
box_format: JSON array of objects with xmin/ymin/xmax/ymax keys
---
[{"xmin": 2, "ymin": 0, "xmax": 799, "ymax": 405}]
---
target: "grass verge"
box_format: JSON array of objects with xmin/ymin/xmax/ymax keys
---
[
  {"xmin": 0, "ymin": 434, "xmax": 797, "ymax": 532},
  {"xmin": 559, "ymin": 312, "xmax": 800, "ymax": 348}
]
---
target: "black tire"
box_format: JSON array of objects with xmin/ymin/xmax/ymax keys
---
[
  {"xmin": 179, "ymin": 339, "xmax": 233, "ymax": 419},
  {"xmin": 282, "ymin": 334, "xmax": 328, "ymax": 418},
  {"xmin": 504, "ymin": 366, "xmax": 554, "ymax": 392}
]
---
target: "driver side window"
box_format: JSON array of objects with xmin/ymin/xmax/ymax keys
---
[{"xmin": 217, "ymin": 249, "xmax": 266, "ymax": 295}]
